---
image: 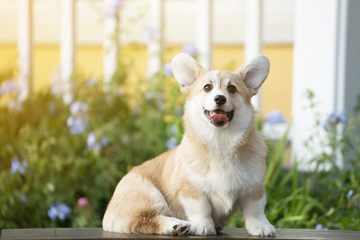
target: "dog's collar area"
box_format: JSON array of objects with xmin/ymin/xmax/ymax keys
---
[{"xmin": 204, "ymin": 109, "xmax": 234, "ymax": 127}]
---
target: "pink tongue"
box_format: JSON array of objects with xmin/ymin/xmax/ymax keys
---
[{"xmin": 210, "ymin": 114, "xmax": 229, "ymax": 122}]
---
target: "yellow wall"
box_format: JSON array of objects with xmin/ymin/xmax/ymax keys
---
[
  {"xmin": 0, "ymin": 44, "xmax": 293, "ymax": 120},
  {"xmin": 0, "ymin": 44, "xmax": 18, "ymax": 76},
  {"xmin": 212, "ymin": 45, "xmax": 293, "ymax": 121},
  {"xmin": 263, "ymin": 45, "xmax": 293, "ymax": 121}
]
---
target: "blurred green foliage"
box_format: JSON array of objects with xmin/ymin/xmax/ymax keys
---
[
  {"xmin": 0, "ymin": 62, "xmax": 359, "ymax": 232},
  {"xmin": 0, "ymin": 61, "xmax": 182, "ymax": 229},
  {"xmin": 230, "ymin": 90, "xmax": 360, "ymax": 230}
]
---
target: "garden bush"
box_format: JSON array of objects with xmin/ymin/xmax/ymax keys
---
[
  {"xmin": 0, "ymin": 62, "xmax": 182, "ymax": 229},
  {"xmin": 0, "ymin": 60, "xmax": 359, "ymax": 231}
]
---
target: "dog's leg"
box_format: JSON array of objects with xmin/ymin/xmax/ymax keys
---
[
  {"xmin": 239, "ymin": 195, "xmax": 276, "ymax": 237},
  {"xmin": 179, "ymin": 194, "xmax": 217, "ymax": 236},
  {"xmin": 103, "ymin": 173, "xmax": 191, "ymax": 235}
]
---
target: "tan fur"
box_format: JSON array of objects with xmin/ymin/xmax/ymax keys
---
[{"xmin": 103, "ymin": 54, "xmax": 275, "ymax": 237}]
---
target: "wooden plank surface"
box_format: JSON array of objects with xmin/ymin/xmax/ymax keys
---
[{"xmin": 1, "ymin": 228, "xmax": 360, "ymax": 240}]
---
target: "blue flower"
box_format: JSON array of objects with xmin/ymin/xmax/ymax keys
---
[
  {"xmin": 105, "ymin": 0, "xmax": 124, "ymax": 17},
  {"xmin": 170, "ymin": 124, "xmax": 178, "ymax": 134},
  {"xmin": 87, "ymin": 132, "xmax": 109, "ymax": 151},
  {"xmin": 20, "ymin": 194, "xmax": 27, "ymax": 202},
  {"xmin": 166, "ymin": 137, "xmax": 178, "ymax": 150},
  {"xmin": 10, "ymin": 157, "xmax": 28, "ymax": 175},
  {"xmin": 48, "ymin": 204, "xmax": 58, "ymax": 220},
  {"xmin": 67, "ymin": 116, "xmax": 86, "ymax": 135},
  {"xmin": 87, "ymin": 132, "xmax": 97, "ymax": 147},
  {"xmin": 322, "ymin": 117, "xmax": 331, "ymax": 130},
  {"xmin": 265, "ymin": 111, "xmax": 286, "ymax": 124},
  {"xmin": 175, "ymin": 108, "xmax": 184, "ymax": 117},
  {"xmin": 315, "ymin": 223, "xmax": 328, "ymax": 230},
  {"xmin": 0, "ymin": 78, "xmax": 19, "ymax": 96},
  {"xmin": 48, "ymin": 202, "xmax": 71, "ymax": 221},
  {"xmin": 87, "ymin": 132, "xmax": 101, "ymax": 151},
  {"xmin": 57, "ymin": 203, "xmax": 71, "ymax": 220},
  {"xmin": 101, "ymin": 136, "xmax": 109, "ymax": 146},
  {"xmin": 70, "ymin": 101, "xmax": 88, "ymax": 115},
  {"xmin": 346, "ymin": 189, "xmax": 354, "ymax": 199},
  {"xmin": 141, "ymin": 28, "xmax": 158, "ymax": 40},
  {"xmin": 333, "ymin": 110, "xmax": 349, "ymax": 124},
  {"xmin": 182, "ymin": 44, "xmax": 198, "ymax": 56},
  {"xmin": 322, "ymin": 110, "xmax": 349, "ymax": 130},
  {"xmin": 164, "ymin": 62, "xmax": 172, "ymax": 77},
  {"xmin": 145, "ymin": 92, "xmax": 154, "ymax": 100},
  {"xmin": 315, "ymin": 224, "xmax": 322, "ymax": 230},
  {"xmin": 86, "ymin": 77, "xmax": 98, "ymax": 88}
]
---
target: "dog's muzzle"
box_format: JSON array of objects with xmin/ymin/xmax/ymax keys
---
[{"xmin": 204, "ymin": 109, "xmax": 234, "ymax": 127}]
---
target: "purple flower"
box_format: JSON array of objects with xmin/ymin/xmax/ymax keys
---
[
  {"xmin": 48, "ymin": 202, "xmax": 71, "ymax": 221},
  {"xmin": 0, "ymin": 79, "xmax": 19, "ymax": 96},
  {"xmin": 78, "ymin": 197, "xmax": 88, "ymax": 207},
  {"xmin": 182, "ymin": 44, "xmax": 198, "ymax": 56},
  {"xmin": 105, "ymin": 0, "xmax": 124, "ymax": 17},
  {"xmin": 265, "ymin": 111, "xmax": 286, "ymax": 124},
  {"xmin": 10, "ymin": 157, "xmax": 28, "ymax": 175},
  {"xmin": 164, "ymin": 62, "xmax": 172, "ymax": 77}
]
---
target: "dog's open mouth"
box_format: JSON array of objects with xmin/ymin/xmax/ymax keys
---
[{"xmin": 204, "ymin": 109, "xmax": 234, "ymax": 127}]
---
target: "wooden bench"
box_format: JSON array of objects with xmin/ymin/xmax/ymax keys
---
[{"xmin": 1, "ymin": 228, "xmax": 360, "ymax": 240}]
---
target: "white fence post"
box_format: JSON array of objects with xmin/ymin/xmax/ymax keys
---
[
  {"xmin": 291, "ymin": 0, "xmax": 360, "ymax": 170},
  {"xmin": 60, "ymin": 0, "xmax": 76, "ymax": 103},
  {"xmin": 147, "ymin": 0, "xmax": 164, "ymax": 79},
  {"xmin": 17, "ymin": 0, "xmax": 33, "ymax": 101},
  {"xmin": 103, "ymin": 0, "xmax": 120, "ymax": 88},
  {"xmin": 245, "ymin": 0, "xmax": 263, "ymax": 112},
  {"xmin": 196, "ymin": 0, "xmax": 212, "ymax": 70}
]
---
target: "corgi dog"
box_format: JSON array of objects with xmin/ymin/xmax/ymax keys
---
[{"xmin": 102, "ymin": 53, "xmax": 276, "ymax": 237}]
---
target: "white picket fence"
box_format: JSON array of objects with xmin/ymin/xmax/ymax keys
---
[
  {"xmin": 16, "ymin": 0, "xmax": 263, "ymax": 108},
  {"xmin": 13, "ymin": 0, "xmax": 360, "ymax": 170}
]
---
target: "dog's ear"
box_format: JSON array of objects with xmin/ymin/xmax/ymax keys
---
[
  {"xmin": 235, "ymin": 55, "xmax": 269, "ymax": 96},
  {"xmin": 171, "ymin": 53, "xmax": 205, "ymax": 93}
]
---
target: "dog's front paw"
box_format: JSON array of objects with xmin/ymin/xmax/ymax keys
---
[
  {"xmin": 190, "ymin": 224, "xmax": 217, "ymax": 236},
  {"xmin": 172, "ymin": 223, "xmax": 191, "ymax": 236},
  {"xmin": 246, "ymin": 219, "xmax": 276, "ymax": 237}
]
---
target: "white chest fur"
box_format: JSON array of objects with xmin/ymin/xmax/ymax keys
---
[{"xmin": 184, "ymin": 150, "xmax": 263, "ymax": 218}]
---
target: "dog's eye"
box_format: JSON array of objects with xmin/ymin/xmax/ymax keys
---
[
  {"xmin": 227, "ymin": 85, "xmax": 236, "ymax": 94},
  {"xmin": 203, "ymin": 84, "xmax": 213, "ymax": 92}
]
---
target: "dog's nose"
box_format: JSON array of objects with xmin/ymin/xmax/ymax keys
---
[{"xmin": 214, "ymin": 95, "xmax": 226, "ymax": 106}]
